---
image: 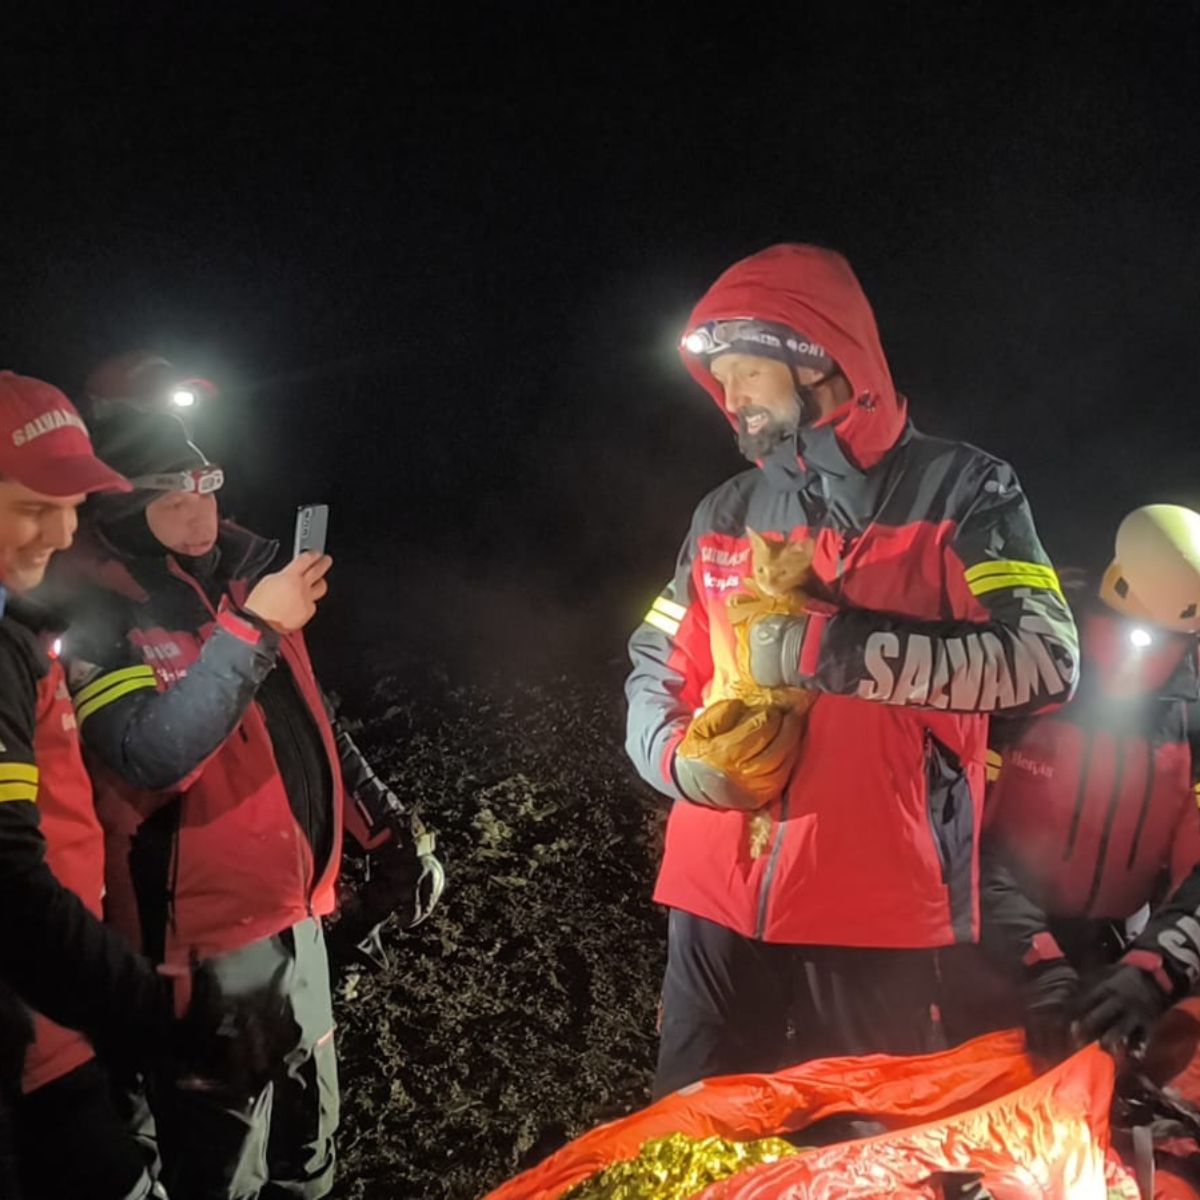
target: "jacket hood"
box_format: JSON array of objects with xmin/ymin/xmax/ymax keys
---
[
  {"xmin": 682, "ymin": 243, "xmax": 907, "ymax": 470},
  {"xmin": 46, "ymin": 519, "xmax": 278, "ymax": 606}
]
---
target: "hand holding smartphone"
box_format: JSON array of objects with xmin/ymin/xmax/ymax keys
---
[{"xmin": 242, "ymin": 505, "xmax": 332, "ymax": 634}]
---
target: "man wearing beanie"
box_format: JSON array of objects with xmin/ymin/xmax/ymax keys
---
[
  {"xmin": 0, "ymin": 369, "xmax": 185, "ymax": 1200},
  {"xmin": 625, "ymin": 245, "xmax": 1080, "ymax": 1097},
  {"xmin": 54, "ymin": 366, "xmax": 438, "ymax": 1200}
]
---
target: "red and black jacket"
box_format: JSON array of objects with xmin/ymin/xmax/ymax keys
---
[
  {"xmin": 0, "ymin": 590, "xmax": 166, "ymax": 1094},
  {"xmin": 981, "ymin": 602, "xmax": 1200, "ymax": 984},
  {"xmin": 625, "ymin": 244, "xmax": 1079, "ymax": 949},
  {"xmin": 52, "ymin": 522, "xmax": 368, "ymax": 965}
]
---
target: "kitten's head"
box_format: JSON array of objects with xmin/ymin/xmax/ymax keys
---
[{"xmin": 746, "ymin": 527, "xmax": 814, "ymax": 596}]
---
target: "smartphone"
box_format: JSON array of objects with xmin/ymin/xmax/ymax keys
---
[{"xmin": 293, "ymin": 503, "xmax": 330, "ymax": 558}]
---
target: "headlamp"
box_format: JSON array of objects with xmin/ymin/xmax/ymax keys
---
[
  {"xmin": 1129, "ymin": 627, "xmax": 1153, "ymax": 649},
  {"xmin": 171, "ymin": 389, "xmax": 197, "ymax": 408},
  {"xmin": 681, "ymin": 319, "xmax": 830, "ymax": 366},
  {"xmin": 129, "ymin": 465, "xmax": 225, "ymax": 495}
]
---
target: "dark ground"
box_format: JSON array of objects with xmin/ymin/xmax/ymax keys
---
[{"xmin": 325, "ymin": 659, "xmax": 666, "ymax": 1200}]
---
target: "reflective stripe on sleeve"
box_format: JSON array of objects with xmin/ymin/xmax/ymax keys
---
[
  {"xmin": 75, "ymin": 668, "xmax": 159, "ymax": 726},
  {"xmin": 73, "ymin": 664, "xmax": 157, "ymax": 707},
  {"xmin": 644, "ymin": 609, "xmax": 680, "ymax": 638},
  {"xmin": 0, "ymin": 781, "xmax": 38, "ymax": 804},
  {"xmin": 965, "ymin": 560, "xmax": 1063, "ymax": 599},
  {"xmin": 643, "ymin": 595, "xmax": 686, "ymax": 638}
]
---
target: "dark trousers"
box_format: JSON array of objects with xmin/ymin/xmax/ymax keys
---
[
  {"xmin": 654, "ymin": 909, "xmax": 946, "ymax": 1099},
  {"xmin": 15, "ymin": 1059, "xmax": 152, "ymax": 1200}
]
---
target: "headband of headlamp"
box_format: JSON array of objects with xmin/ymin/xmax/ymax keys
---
[
  {"xmin": 682, "ymin": 318, "xmax": 835, "ymax": 374},
  {"xmin": 128, "ymin": 465, "xmax": 225, "ymax": 496}
]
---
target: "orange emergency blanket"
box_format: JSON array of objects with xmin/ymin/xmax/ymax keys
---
[{"xmin": 487, "ymin": 1031, "xmax": 1138, "ymax": 1200}]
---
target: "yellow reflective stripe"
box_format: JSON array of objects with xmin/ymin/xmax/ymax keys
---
[
  {"xmin": 73, "ymin": 664, "xmax": 156, "ymax": 707},
  {"xmin": 0, "ymin": 782, "xmax": 38, "ymax": 804},
  {"xmin": 965, "ymin": 560, "xmax": 1060, "ymax": 587},
  {"xmin": 76, "ymin": 676, "xmax": 159, "ymax": 726},
  {"xmin": 964, "ymin": 561, "xmax": 1060, "ymax": 585},
  {"xmin": 985, "ymin": 749, "xmax": 1002, "ymax": 783},
  {"xmin": 970, "ymin": 573, "xmax": 1064, "ymax": 599},
  {"xmin": 644, "ymin": 610, "xmax": 680, "ymax": 638},
  {"xmin": 969, "ymin": 571, "xmax": 1062, "ymax": 594},
  {"xmin": 965, "ymin": 558, "xmax": 1057, "ymax": 580},
  {"xmin": 966, "ymin": 560, "xmax": 1062, "ymax": 598},
  {"xmin": 0, "ymin": 763, "xmax": 39, "ymax": 785},
  {"xmin": 652, "ymin": 596, "xmax": 687, "ymax": 622}
]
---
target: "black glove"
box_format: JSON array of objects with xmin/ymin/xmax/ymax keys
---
[
  {"xmin": 327, "ymin": 813, "xmax": 445, "ymax": 972},
  {"xmin": 386, "ymin": 810, "xmax": 444, "ymax": 930},
  {"xmin": 170, "ymin": 959, "xmax": 292, "ymax": 1105},
  {"xmin": 1075, "ymin": 960, "xmax": 1172, "ymax": 1053},
  {"xmin": 1022, "ymin": 960, "xmax": 1081, "ymax": 1065}
]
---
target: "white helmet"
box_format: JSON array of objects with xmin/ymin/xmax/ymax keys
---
[{"xmin": 1099, "ymin": 504, "xmax": 1200, "ymax": 633}]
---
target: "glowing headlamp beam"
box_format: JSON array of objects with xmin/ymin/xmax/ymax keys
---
[{"xmin": 171, "ymin": 389, "xmax": 197, "ymax": 408}]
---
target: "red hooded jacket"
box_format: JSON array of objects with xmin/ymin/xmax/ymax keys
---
[{"xmin": 626, "ymin": 245, "xmax": 1079, "ymax": 947}]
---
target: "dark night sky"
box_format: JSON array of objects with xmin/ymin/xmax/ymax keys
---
[{"xmin": 3, "ymin": 3, "xmax": 1200, "ymax": 688}]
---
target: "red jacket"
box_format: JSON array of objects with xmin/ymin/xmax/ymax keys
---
[
  {"xmin": 22, "ymin": 654, "xmax": 104, "ymax": 1093},
  {"xmin": 57, "ymin": 524, "xmax": 347, "ymax": 965},
  {"xmin": 625, "ymin": 244, "xmax": 1079, "ymax": 948},
  {"xmin": 1, "ymin": 591, "xmax": 166, "ymax": 1102},
  {"xmin": 981, "ymin": 605, "xmax": 1200, "ymax": 967}
]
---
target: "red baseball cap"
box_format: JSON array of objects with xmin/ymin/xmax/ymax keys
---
[{"xmin": 0, "ymin": 371, "xmax": 131, "ymax": 497}]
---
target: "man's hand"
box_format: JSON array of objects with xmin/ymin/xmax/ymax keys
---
[
  {"xmin": 1076, "ymin": 959, "xmax": 1173, "ymax": 1054},
  {"xmin": 327, "ymin": 812, "xmax": 445, "ymax": 972},
  {"xmin": 244, "ymin": 552, "xmax": 332, "ymax": 634},
  {"xmin": 1022, "ymin": 960, "xmax": 1081, "ymax": 1066},
  {"xmin": 674, "ymin": 698, "xmax": 803, "ymax": 811}
]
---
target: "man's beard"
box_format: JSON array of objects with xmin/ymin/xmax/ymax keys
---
[{"xmin": 736, "ymin": 402, "xmax": 801, "ymax": 462}]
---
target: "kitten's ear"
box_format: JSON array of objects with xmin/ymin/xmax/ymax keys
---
[{"xmin": 745, "ymin": 527, "xmax": 769, "ymax": 555}]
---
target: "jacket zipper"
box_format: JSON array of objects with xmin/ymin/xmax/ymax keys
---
[
  {"xmin": 834, "ymin": 531, "xmax": 852, "ymax": 584},
  {"xmin": 167, "ymin": 813, "xmax": 182, "ymax": 950},
  {"xmin": 923, "ymin": 730, "xmax": 958, "ymax": 883},
  {"xmin": 1125, "ymin": 743, "xmax": 1157, "ymax": 870},
  {"xmin": 1062, "ymin": 727, "xmax": 1096, "ymax": 860},
  {"xmin": 754, "ymin": 791, "xmax": 789, "ymax": 939},
  {"xmin": 923, "ymin": 732, "xmax": 947, "ymax": 881},
  {"xmin": 269, "ymin": 664, "xmax": 321, "ymax": 913},
  {"xmin": 753, "ymin": 514, "xmax": 834, "ymax": 938},
  {"xmin": 1083, "ymin": 738, "xmax": 1125, "ymax": 915}
]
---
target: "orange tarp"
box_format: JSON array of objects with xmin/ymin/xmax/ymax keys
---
[{"xmin": 488, "ymin": 1032, "xmax": 1135, "ymax": 1200}]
